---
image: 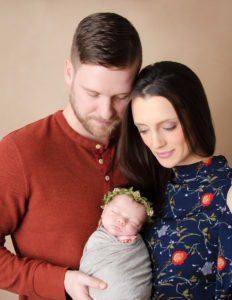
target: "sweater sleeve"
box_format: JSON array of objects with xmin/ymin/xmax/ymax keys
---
[{"xmin": 0, "ymin": 136, "xmax": 67, "ymax": 299}]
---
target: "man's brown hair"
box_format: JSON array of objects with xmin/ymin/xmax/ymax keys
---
[{"xmin": 71, "ymin": 12, "xmax": 142, "ymax": 71}]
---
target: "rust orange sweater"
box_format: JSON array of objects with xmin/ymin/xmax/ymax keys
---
[{"xmin": 0, "ymin": 111, "xmax": 126, "ymax": 300}]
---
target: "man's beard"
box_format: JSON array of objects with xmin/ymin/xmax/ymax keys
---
[{"xmin": 69, "ymin": 95, "xmax": 121, "ymax": 139}]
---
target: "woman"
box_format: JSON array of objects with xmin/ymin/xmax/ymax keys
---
[{"xmin": 119, "ymin": 61, "xmax": 232, "ymax": 299}]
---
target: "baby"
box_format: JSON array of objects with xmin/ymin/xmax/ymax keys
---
[{"xmin": 79, "ymin": 187, "xmax": 154, "ymax": 300}]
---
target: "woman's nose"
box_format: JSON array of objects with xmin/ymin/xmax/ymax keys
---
[{"xmin": 151, "ymin": 132, "xmax": 166, "ymax": 149}]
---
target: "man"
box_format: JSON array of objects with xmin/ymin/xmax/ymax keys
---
[{"xmin": 0, "ymin": 12, "xmax": 142, "ymax": 300}]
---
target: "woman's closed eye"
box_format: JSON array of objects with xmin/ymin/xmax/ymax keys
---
[
  {"xmin": 163, "ymin": 124, "xmax": 177, "ymax": 131},
  {"xmin": 138, "ymin": 130, "xmax": 148, "ymax": 135},
  {"xmin": 136, "ymin": 126, "xmax": 149, "ymax": 135}
]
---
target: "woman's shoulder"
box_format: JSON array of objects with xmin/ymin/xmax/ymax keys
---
[
  {"xmin": 206, "ymin": 155, "xmax": 232, "ymax": 186},
  {"xmin": 210, "ymin": 155, "xmax": 231, "ymax": 172}
]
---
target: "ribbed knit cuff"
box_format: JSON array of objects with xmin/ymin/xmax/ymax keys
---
[{"xmin": 33, "ymin": 262, "xmax": 68, "ymax": 300}]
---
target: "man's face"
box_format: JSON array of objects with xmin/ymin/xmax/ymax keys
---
[{"xmin": 64, "ymin": 60, "xmax": 138, "ymax": 142}]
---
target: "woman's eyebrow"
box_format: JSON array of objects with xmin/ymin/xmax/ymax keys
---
[{"xmin": 135, "ymin": 118, "xmax": 178, "ymax": 126}]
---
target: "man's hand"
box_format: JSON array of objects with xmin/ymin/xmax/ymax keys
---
[{"xmin": 64, "ymin": 270, "xmax": 107, "ymax": 300}]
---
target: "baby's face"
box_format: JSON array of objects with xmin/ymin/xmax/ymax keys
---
[{"xmin": 101, "ymin": 194, "xmax": 147, "ymax": 237}]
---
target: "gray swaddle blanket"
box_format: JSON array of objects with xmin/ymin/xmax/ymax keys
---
[{"xmin": 79, "ymin": 226, "xmax": 152, "ymax": 300}]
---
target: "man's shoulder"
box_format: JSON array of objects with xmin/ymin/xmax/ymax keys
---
[{"xmin": 4, "ymin": 111, "xmax": 60, "ymax": 143}]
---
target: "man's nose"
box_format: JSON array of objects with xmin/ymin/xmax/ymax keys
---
[{"xmin": 99, "ymin": 98, "xmax": 114, "ymax": 120}]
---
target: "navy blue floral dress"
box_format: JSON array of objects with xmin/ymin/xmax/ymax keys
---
[{"xmin": 145, "ymin": 156, "xmax": 232, "ymax": 299}]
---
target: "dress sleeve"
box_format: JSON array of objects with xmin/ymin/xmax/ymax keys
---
[
  {"xmin": 0, "ymin": 136, "xmax": 67, "ymax": 299},
  {"xmin": 215, "ymin": 202, "xmax": 232, "ymax": 299}
]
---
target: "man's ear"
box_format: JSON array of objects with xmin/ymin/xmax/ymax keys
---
[
  {"xmin": 64, "ymin": 58, "xmax": 74, "ymax": 87},
  {"xmin": 226, "ymin": 186, "xmax": 232, "ymax": 213}
]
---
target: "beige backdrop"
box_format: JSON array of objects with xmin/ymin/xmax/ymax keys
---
[{"xmin": 1, "ymin": 0, "xmax": 232, "ymax": 299}]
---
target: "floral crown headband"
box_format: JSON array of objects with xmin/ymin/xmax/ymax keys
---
[{"xmin": 101, "ymin": 187, "xmax": 154, "ymax": 222}]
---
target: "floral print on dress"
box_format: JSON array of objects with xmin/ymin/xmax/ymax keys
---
[
  {"xmin": 172, "ymin": 251, "xmax": 187, "ymax": 266},
  {"xmin": 202, "ymin": 158, "xmax": 212, "ymax": 166},
  {"xmin": 201, "ymin": 193, "xmax": 213, "ymax": 207},
  {"xmin": 145, "ymin": 156, "xmax": 232, "ymax": 299},
  {"xmin": 217, "ymin": 256, "xmax": 226, "ymax": 271}
]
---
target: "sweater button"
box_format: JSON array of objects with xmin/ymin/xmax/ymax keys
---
[
  {"xmin": 99, "ymin": 158, "xmax": 103, "ymax": 165},
  {"xmin": 96, "ymin": 144, "xmax": 101, "ymax": 149},
  {"xmin": 105, "ymin": 175, "xmax": 110, "ymax": 182}
]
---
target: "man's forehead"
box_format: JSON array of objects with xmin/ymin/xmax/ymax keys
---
[{"xmin": 75, "ymin": 63, "xmax": 136, "ymax": 95}]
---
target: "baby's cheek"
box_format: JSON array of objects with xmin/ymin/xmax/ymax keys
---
[{"xmin": 128, "ymin": 224, "xmax": 139, "ymax": 235}]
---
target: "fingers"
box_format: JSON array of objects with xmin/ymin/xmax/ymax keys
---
[
  {"xmin": 119, "ymin": 235, "xmax": 137, "ymax": 243},
  {"xmin": 64, "ymin": 270, "xmax": 107, "ymax": 300},
  {"xmin": 79, "ymin": 272, "xmax": 107, "ymax": 290},
  {"xmin": 120, "ymin": 238, "xmax": 131, "ymax": 243}
]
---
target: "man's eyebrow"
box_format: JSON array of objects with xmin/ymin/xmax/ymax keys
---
[
  {"xmin": 81, "ymin": 85, "xmax": 99, "ymax": 93},
  {"xmin": 117, "ymin": 92, "xmax": 130, "ymax": 96},
  {"xmin": 81, "ymin": 85, "xmax": 130, "ymax": 96}
]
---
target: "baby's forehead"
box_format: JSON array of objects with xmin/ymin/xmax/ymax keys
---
[
  {"xmin": 107, "ymin": 193, "xmax": 147, "ymax": 221},
  {"xmin": 109, "ymin": 194, "xmax": 145, "ymax": 211},
  {"xmin": 110, "ymin": 193, "xmax": 134, "ymax": 204}
]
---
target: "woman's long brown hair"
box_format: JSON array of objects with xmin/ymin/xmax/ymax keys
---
[{"xmin": 118, "ymin": 61, "xmax": 215, "ymax": 216}]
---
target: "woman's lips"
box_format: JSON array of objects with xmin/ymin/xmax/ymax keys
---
[{"xmin": 156, "ymin": 150, "xmax": 174, "ymax": 158}]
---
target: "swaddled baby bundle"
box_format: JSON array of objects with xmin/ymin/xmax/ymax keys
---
[{"xmin": 80, "ymin": 227, "xmax": 152, "ymax": 300}]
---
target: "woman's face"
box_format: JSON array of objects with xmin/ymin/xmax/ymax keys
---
[{"xmin": 132, "ymin": 95, "xmax": 200, "ymax": 168}]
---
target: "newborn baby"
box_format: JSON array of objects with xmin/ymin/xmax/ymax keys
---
[{"xmin": 79, "ymin": 187, "xmax": 154, "ymax": 300}]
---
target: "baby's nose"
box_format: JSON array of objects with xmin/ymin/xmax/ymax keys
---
[{"xmin": 117, "ymin": 216, "xmax": 126, "ymax": 226}]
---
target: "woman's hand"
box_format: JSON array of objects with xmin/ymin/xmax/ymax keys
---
[{"xmin": 64, "ymin": 270, "xmax": 107, "ymax": 300}]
